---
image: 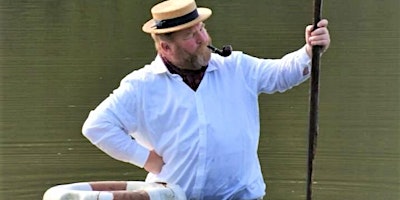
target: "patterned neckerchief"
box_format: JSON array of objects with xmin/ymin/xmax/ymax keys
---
[{"xmin": 162, "ymin": 56, "xmax": 207, "ymax": 91}]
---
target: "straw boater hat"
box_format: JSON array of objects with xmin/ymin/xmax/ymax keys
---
[{"xmin": 142, "ymin": 0, "xmax": 212, "ymax": 34}]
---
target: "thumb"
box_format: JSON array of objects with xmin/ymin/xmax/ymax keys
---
[{"xmin": 305, "ymin": 25, "xmax": 314, "ymax": 42}]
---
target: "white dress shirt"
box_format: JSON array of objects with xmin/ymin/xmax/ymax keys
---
[{"xmin": 82, "ymin": 46, "xmax": 311, "ymax": 200}]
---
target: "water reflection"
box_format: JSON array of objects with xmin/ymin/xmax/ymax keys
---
[{"xmin": 1, "ymin": 0, "xmax": 399, "ymax": 199}]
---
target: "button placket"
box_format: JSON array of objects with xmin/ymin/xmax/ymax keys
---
[{"xmin": 190, "ymin": 93, "xmax": 208, "ymax": 199}]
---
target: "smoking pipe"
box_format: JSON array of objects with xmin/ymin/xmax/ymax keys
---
[{"xmin": 207, "ymin": 44, "xmax": 232, "ymax": 57}]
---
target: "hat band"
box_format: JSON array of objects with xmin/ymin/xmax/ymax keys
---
[{"xmin": 154, "ymin": 9, "xmax": 199, "ymax": 29}]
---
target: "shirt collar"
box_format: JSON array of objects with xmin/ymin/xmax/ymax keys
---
[{"xmin": 152, "ymin": 55, "xmax": 169, "ymax": 74}]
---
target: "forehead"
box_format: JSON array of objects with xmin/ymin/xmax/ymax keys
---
[{"xmin": 171, "ymin": 23, "xmax": 202, "ymax": 37}]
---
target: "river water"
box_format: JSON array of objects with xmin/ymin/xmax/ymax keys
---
[{"xmin": 1, "ymin": 0, "xmax": 399, "ymax": 199}]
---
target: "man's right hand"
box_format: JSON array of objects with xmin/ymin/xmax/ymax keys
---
[{"xmin": 144, "ymin": 150, "xmax": 164, "ymax": 174}]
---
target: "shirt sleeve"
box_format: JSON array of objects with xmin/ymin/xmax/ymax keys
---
[
  {"xmin": 239, "ymin": 45, "xmax": 311, "ymax": 94},
  {"xmin": 82, "ymin": 79, "xmax": 150, "ymax": 168}
]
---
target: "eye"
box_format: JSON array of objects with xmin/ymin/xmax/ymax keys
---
[
  {"xmin": 184, "ymin": 30, "xmax": 197, "ymax": 40},
  {"xmin": 182, "ymin": 23, "xmax": 206, "ymax": 40},
  {"xmin": 183, "ymin": 32, "xmax": 195, "ymax": 40},
  {"xmin": 199, "ymin": 23, "xmax": 206, "ymax": 32}
]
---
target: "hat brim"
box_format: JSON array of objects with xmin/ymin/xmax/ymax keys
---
[{"xmin": 142, "ymin": 7, "xmax": 212, "ymax": 34}]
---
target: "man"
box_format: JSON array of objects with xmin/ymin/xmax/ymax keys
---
[{"xmin": 82, "ymin": 0, "xmax": 330, "ymax": 199}]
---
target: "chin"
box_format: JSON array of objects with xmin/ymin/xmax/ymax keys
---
[
  {"xmin": 200, "ymin": 48, "xmax": 212, "ymax": 64},
  {"xmin": 198, "ymin": 53, "xmax": 211, "ymax": 67}
]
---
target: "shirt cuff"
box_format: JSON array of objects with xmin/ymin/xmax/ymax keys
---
[
  {"xmin": 130, "ymin": 144, "xmax": 150, "ymax": 168},
  {"xmin": 298, "ymin": 45, "xmax": 312, "ymax": 78},
  {"xmin": 299, "ymin": 45, "xmax": 312, "ymax": 64}
]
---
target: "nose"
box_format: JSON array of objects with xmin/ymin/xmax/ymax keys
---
[{"xmin": 196, "ymin": 29, "xmax": 208, "ymax": 44}]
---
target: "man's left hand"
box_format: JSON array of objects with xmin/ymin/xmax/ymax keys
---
[{"xmin": 305, "ymin": 19, "xmax": 331, "ymax": 57}]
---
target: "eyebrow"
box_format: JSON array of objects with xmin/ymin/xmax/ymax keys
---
[
  {"xmin": 168, "ymin": 23, "xmax": 205, "ymax": 42},
  {"xmin": 184, "ymin": 23, "xmax": 205, "ymax": 36}
]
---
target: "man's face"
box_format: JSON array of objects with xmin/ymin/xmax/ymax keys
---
[{"xmin": 168, "ymin": 23, "xmax": 212, "ymax": 70}]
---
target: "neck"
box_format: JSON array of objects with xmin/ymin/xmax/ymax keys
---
[{"xmin": 161, "ymin": 56, "xmax": 207, "ymax": 91}]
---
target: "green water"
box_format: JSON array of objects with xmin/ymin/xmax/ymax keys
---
[{"xmin": 1, "ymin": 0, "xmax": 399, "ymax": 199}]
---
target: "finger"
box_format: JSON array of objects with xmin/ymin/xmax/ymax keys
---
[
  {"xmin": 306, "ymin": 24, "xmax": 314, "ymax": 32},
  {"xmin": 305, "ymin": 25, "xmax": 314, "ymax": 36},
  {"xmin": 310, "ymin": 38, "xmax": 329, "ymax": 46},
  {"xmin": 317, "ymin": 19, "xmax": 329, "ymax": 28},
  {"xmin": 311, "ymin": 27, "xmax": 329, "ymax": 36},
  {"xmin": 309, "ymin": 36, "xmax": 330, "ymax": 52},
  {"xmin": 309, "ymin": 32, "xmax": 330, "ymax": 41}
]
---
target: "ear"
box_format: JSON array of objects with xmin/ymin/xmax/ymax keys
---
[{"xmin": 160, "ymin": 41, "xmax": 171, "ymax": 53}]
